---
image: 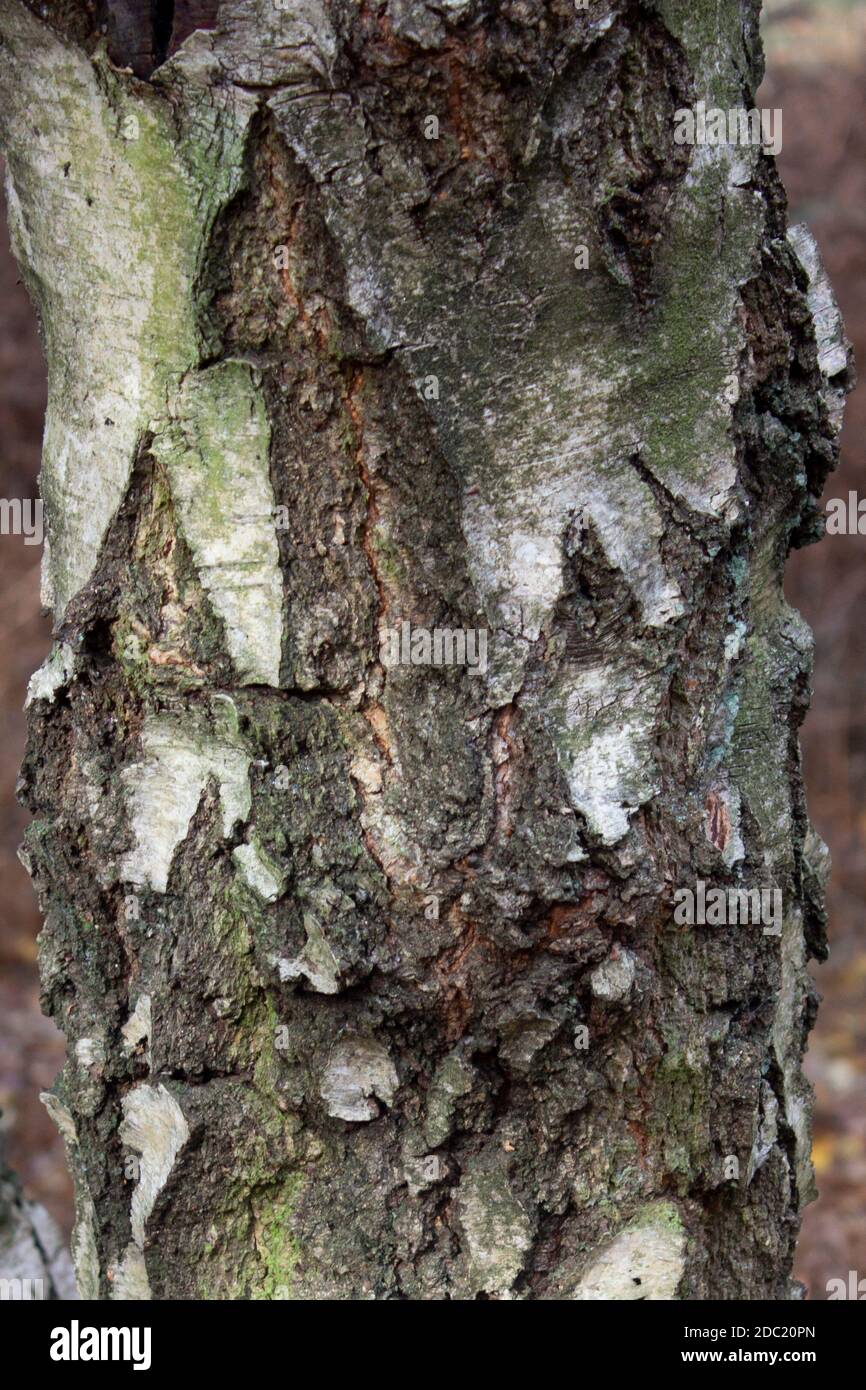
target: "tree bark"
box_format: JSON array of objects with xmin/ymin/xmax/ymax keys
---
[{"xmin": 0, "ymin": 0, "xmax": 851, "ymax": 1299}]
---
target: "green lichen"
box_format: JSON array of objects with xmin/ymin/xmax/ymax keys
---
[
  {"xmin": 628, "ymin": 1199, "xmax": 684, "ymax": 1235},
  {"xmin": 250, "ymin": 1180, "xmax": 305, "ymax": 1300},
  {"xmin": 652, "ymin": 1041, "xmax": 711, "ymax": 1182}
]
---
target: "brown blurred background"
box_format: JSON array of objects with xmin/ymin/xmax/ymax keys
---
[
  {"xmin": 0, "ymin": 0, "xmax": 864, "ymax": 1298},
  {"xmin": 762, "ymin": 0, "xmax": 866, "ymax": 1298}
]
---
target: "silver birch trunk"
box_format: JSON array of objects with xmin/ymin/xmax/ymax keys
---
[{"xmin": 0, "ymin": 0, "xmax": 851, "ymax": 1299}]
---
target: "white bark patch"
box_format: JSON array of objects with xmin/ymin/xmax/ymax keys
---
[
  {"xmin": 75, "ymin": 1036, "xmax": 105, "ymax": 1071},
  {"xmin": 343, "ymin": 716, "xmax": 428, "ymax": 889},
  {"xmin": 590, "ymin": 949, "xmax": 636, "ymax": 1002},
  {"xmin": 788, "ymin": 223, "xmax": 849, "ymax": 434},
  {"xmin": 547, "ymin": 664, "xmax": 663, "ymax": 844},
  {"xmin": 574, "ymin": 1203, "xmax": 685, "ymax": 1300},
  {"xmin": 278, "ymin": 877, "xmax": 374, "ymax": 992},
  {"xmin": 0, "ymin": 15, "xmax": 203, "ymax": 615},
  {"xmin": 121, "ymin": 995, "xmax": 153, "ymax": 1068},
  {"xmin": 788, "ymin": 224, "xmax": 849, "ymax": 380},
  {"xmin": 71, "ymin": 1214, "xmax": 100, "ymax": 1303},
  {"xmin": 274, "ymin": 908, "xmax": 341, "ymax": 994},
  {"xmin": 320, "ymin": 1036, "xmax": 398, "ymax": 1121},
  {"xmin": 349, "ymin": 753, "xmax": 383, "ymax": 795},
  {"xmin": 233, "ymin": 841, "xmax": 285, "ymax": 903},
  {"xmin": 747, "ymin": 1079, "xmax": 779, "ymax": 1183},
  {"xmin": 461, "ymin": 365, "xmax": 683, "ymax": 656},
  {"xmin": 40, "ymin": 1092, "xmax": 100, "ymax": 1300},
  {"xmin": 114, "ymin": 1084, "xmax": 189, "ymax": 1300},
  {"xmin": 456, "ymin": 1164, "xmax": 532, "ymax": 1298},
  {"xmin": 120, "ymin": 1084, "xmax": 189, "ymax": 1248},
  {"xmin": 25, "ymin": 642, "xmax": 75, "ymax": 707},
  {"xmin": 773, "ymin": 909, "xmax": 817, "ymax": 1203},
  {"xmin": 209, "ymin": 0, "xmax": 338, "ymax": 86},
  {"xmin": 40, "ymin": 1091, "xmax": 78, "ymax": 1146},
  {"xmin": 0, "ymin": 4, "xmax": 254, "ymax": 619},
  {"xmin": 112, "ymin": 1244, "xmax": 152, "ymax": 1302},
  {"xmin": 120, "ymin": 715, "xmax": 252, "ymax": 892},
  {"xmin": 1, "ymin": 57, "xmax": 149, "ymax": 615},
  {"xmin": 153, "ymin": 363, "xmax": 283, "ymax": 686}
]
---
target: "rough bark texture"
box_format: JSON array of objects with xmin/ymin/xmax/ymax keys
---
[{"xmin": 0, "ymin": 0, "xmax": 851, "ymax": 1299}]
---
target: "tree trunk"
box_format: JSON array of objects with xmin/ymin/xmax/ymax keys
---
[{"xmin": 0, "ymin": 0, "xmax": 850, "ymax": 1300}]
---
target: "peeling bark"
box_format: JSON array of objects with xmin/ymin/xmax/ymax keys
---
[{"xmin": 0, "ymin": 0, "xmax": 851, "ymax": 1299}]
